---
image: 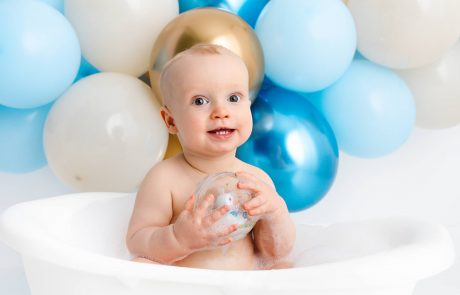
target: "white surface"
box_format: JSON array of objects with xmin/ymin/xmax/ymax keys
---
[
  {"xmin": 0, "ymin": 193, "xmax": 454, "ymax": 295},
  {"xmin": 1, "ymin": 125, "xmax": 459, "ymax": 294}
]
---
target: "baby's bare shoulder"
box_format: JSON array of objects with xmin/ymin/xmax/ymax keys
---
[
  {"xmin": 141, "ymin": 154, "xmax": 184, "ymax": 186},
  {"xmin": 128, "ymin": 155, "xmax": 185, "ymax": 235},
  {"xmin": 135, "ymin": 155, "xmax": 186, "ymax": 211},
  {"xmin": 238, "ymin": 160, "xmax": 274, "ymax": 187}
]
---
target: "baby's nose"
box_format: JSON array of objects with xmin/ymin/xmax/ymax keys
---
[{"xmin": 211, "ymin": 104, "xmax": 230, "ymax": 119}]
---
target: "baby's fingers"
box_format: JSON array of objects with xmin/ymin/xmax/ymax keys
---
[
  {"xmin": 246, "ymin": 206, "xmax": 266, "ymax": 216},
  {"xmin": 205, "ymin": 205, "xmax": 230, "ymax": 225},
  {"xmin": 195, "ymin": 194, "xmax": 215, "ymax": 216},
  {"xmin": 243, "ymin": 196, "xmax": 266, "ymax": 212},
  {"xmin": 235, "ymin": 171, "xmax": 259, "ymax": 182},
  {"xmin": 184, "ymin": 195, "xmax": 195, "ymax": 212},
  {"xmin": 237, "ymin": 179, "xmax": 262, "ymax": 193},
  {"xmin": 217, "ymin": 237, "xmax": 233, "ymax": 247},
  {"xmin": 214, "ymin": 224, "xmax": 238, "ymax": 238}
]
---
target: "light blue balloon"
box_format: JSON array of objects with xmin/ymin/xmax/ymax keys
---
[
  {"xmin": 36, "ymin": 0, "xmax": 64, "ymax": 13},
  {"xmin": 0, "ymin": 0, "xmax": 80, "ymax": 109},
  {"xmin": 237, "ymin": 82, "xmax": 339, "ymax": 212},
  {"xmin": 255, "ymin": 0, "xmax": 356, "ymax": 92},
  {"xmin": 179, "ymin": 0, "xmax": 269, "ymax": 28},
  {"xmin": 0, "ymin": 104, "xmax": 52, "ymax": 173},
  {"xmin": 304, "ymin": 60, "xmax": 416, "ymax": 158}
]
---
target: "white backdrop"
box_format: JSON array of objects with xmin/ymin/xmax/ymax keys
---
[{"xmin": 1, "ymin": 124, "xmax": 459, "ymax": 295}]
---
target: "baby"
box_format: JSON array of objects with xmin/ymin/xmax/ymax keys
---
[{"xmin": 126, "ymin": 44, "xmax": 296, "ymax": 270}]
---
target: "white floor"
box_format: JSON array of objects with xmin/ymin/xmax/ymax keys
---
[{"xmin": 1, "ymin": 124, "xmax": 459, "ymax": 294}]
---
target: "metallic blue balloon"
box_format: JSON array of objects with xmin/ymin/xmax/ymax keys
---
[
  {"xmin": 237, "ymin": 83, "xmax": 339, "ymax": 212},
  {"xmin": 0, "ymin": 103, "xmax": 52, "ymax": 173},
  {"xmin": 178, "ymin": 0, "xmax": 269, "ymax": 28}
]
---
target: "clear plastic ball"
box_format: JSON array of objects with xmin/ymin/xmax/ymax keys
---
[{"xmin": 194, "ymin": 172, "xmax": 258, "ymax": 241}]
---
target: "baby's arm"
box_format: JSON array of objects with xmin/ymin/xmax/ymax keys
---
[
  {"xmin": 126, "ymin": 166, "xmax": 188, "ymax": 264},
  {"xmin": 127, "ymin": 165, "xmax": 236, "ymax": 264},
  {"xmin": 236, "ymin": 171, "xmax": 296, "ymax": 261}
]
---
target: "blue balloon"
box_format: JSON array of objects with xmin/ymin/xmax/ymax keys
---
[
  {"xmin": 37, "ymin": 0, "xmax": 64, "ymax": 13},
  {"xmin": 304, "ymin": 60, "xmax": 416, "ymax": 158},
  {"xmin": 237, "ymin": 83, "xmax": 339, "ymax": 212},
  {"xmin": 179, "ymin": 0, "xmax": 269, "ymax": 28},
  {"xmin": 353, "ymin": 50, "xmax": 366, "ymax": 60},
  {"xmin": 74, "ymin": 56, "xmax": 100, "ymax": 83},
  {"xmin": 0, "ymin": 104, "xmax": 52, "ymax": 173},
  {"xmin": 255, "ymin": 0, "xmax": 356, "ymax": 92},
  {"xmin": 0, "ymin": 0, "xmax": 80, "ymax": 109}
]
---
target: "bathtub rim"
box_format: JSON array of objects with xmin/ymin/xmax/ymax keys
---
[{"xmin": 0, "ymin": 192, "xmax": 456, "ymax": 291}]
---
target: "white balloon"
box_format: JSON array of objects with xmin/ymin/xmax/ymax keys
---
[
  {"xmin": 348, "ymin": 0, "xmax": 460, "ymax": 69},
  {"xmin": 397, "ymin": 41, "xmax": 460, "ymax": 129},
  {"xmin": 44, "ymin": 72, "xmax": 168, "ymax": 191},
  {"xmin": 65, "ymin": 0, "xmax": 178, "ymax": 76}
]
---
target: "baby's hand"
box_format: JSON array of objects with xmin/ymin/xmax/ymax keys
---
[
  {"xmin": 236, "ymin": 171, "xmax": 287, "ymax": 220},
  {"xmin": 172, "ymin": 194, "xmax": 238, "ymax": 252}
]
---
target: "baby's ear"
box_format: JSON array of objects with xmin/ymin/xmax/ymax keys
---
[{"xmin": 160, "ymin": 106, "xmax": 178, "ymax": 134}]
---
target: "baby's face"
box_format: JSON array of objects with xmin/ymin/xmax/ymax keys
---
[{"xmin": 164, "ymin": 53, "xmax": 252, "ymax": 157}]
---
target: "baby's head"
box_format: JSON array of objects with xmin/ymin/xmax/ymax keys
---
[{"xmin": 159, "ymin": 44, "xmax": 253, "ymax": 156}]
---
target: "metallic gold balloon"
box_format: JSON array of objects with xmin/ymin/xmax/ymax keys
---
[
  {"xmin": 163, "ymin": 134, "xmax": 183, "ymax": 159},
  {"xmin": 149, "ymin": 8, "xmax": 264, "ymax": 104}
]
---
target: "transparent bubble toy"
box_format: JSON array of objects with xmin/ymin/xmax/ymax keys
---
[{"xmin": 194, "ymin": 172, "xmax": 258, "ymax": 241}]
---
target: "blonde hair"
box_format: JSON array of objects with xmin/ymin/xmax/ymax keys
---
[{"xmin": 159, "ymin": 44, "xmax": 242, "ymax": 105}]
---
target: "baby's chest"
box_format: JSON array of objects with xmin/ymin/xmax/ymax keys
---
[{"xmin": 170, "ymin": 178, "xmax": 202, "ymax": 220}]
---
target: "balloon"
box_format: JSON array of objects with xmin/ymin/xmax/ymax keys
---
[
  {"xmin": 194, "ymin": 172, "xmax": 258, "ymax": 241},
  {"xmin": 44, "ymin": 73, "xmax": 168, "ymax": 192},
  {"xmin": 305, "ymin": 60, "xmax": 416, "ymax": 158},
  {"xmin": 164, "ymin": 134, "xmax": 182, "ymax": 159},
  {"xmin": 149, "ymin": 8, "xmax": 264, "ymax": 104},
  {"xmin": 74, "ymin": 56, "xmax": 99, "ymax": 82},
  {"xmin": 396, "ymin": 41, "xmax": 460, "ymax": 129},
  {"xmin": 0, "ymin": 104, "xmax": 51, "ymax": 173},
  {"xmin": 65, "ymin": 0, "xmax": 179, "ymax": 77},
  {"xmin": 348, "ymin": 0, "xmax": 460, "ymax": 69},
  {"xmin": 255, "ymin": 0, "xmax": 356, "ymax": 92},
  {"xmin": 178, "ymin": 0, "xmax": 269, "ymax": 28},
  {"xmin": 138, "ymin": 72, "xmax": 151, "ymax": 88},
  {"xmin": 37, "ymin": 0, "xmax": 64, "ymax": 13},
  {"xmin": 237, "ymin": 83, "xmax": 339, "ymax": 212},
  {"xmin": 0, "ymin": 0, "xmax": 80, "ymax": 109}
]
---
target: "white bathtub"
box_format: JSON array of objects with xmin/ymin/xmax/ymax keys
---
[{"xmin": 0, "ymin": 192, "xmax": 455, "ymax": 295}]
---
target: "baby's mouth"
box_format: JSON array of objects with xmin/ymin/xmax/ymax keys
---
[{"xmin": 207, "ymin": 128, "xmax": 235, "ymax": 135}]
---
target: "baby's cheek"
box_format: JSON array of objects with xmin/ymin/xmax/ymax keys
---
[{"xmin": 239, "ymin": 120, "xmax": 253, "ymax": 141}]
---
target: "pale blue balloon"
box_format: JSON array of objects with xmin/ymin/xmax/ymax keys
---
[
  {"xmin": 304, "ymin": 60, "xmax": 416, "ymax": 158},
  {"xmin": 255, "ymin": 0, "xmax": 356, "ymax": 92},
  {"xmin": 0, "ymin": 104, "xmax": 52, "ymax": 173},
  {"xmin": 37, "ymin": 0, "xmax": 64, "ymax": 13},
  {"xmin": 0, "ymin": 0, "xmax": 80, "ymax": 109}
]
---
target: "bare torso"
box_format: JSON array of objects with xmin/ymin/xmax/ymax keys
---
[{"xmin": 146, "ymin": 154, "xmax": 262, "ymax": 269}]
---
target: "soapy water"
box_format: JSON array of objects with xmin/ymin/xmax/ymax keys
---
[{"xmin": 194, "ymin": 172, "xmax": 258, "ymax": 241}]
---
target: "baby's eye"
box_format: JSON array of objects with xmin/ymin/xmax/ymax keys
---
[
  {"xmin": 228, "ymin": 94, "xmax": 241, "ymax": 103},
  {"xmin": 192, "ymin": 96, "xmax": 209, "ymax": 106}
]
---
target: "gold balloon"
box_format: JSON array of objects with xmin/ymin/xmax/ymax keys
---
[
  {"xmin": 149, "ymin": 8, "xmax": 264, "ymax": 104},
  {"xmin": 163, "ymin": 134, "xmax": 182, "ymax": 159}
]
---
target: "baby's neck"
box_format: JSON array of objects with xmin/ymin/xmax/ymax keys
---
[{"xmin": 182, "ymin": 152, "xmax": 240, "ymax": 175}]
